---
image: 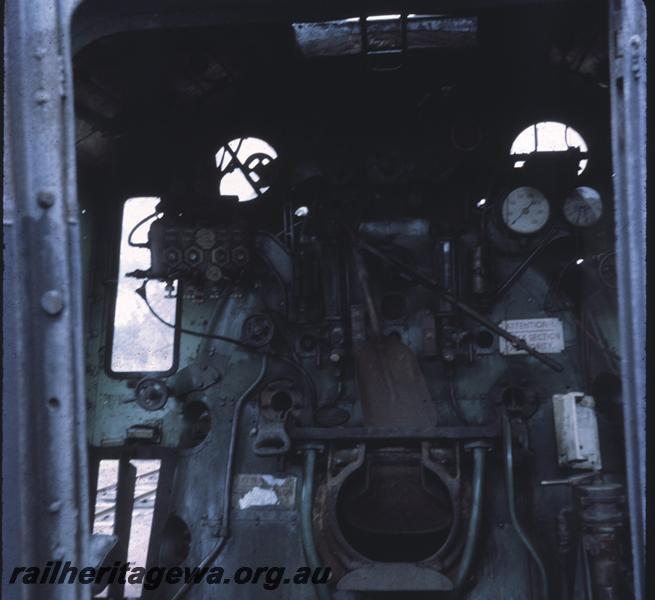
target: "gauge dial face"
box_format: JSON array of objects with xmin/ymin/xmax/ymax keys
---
[
  {"xmin": 195, "ymin": 228, "xmax": 216, "ymax": 250},
  {"xmin": 562, "ymin": 187, "xmax": 603, "ymax": 227},
  {"xmin": 501, "ymin": 187, "xmax": 550, "ymax": 234}
]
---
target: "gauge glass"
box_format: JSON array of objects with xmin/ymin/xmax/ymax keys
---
[
  {"xmin": 195, "ymin": 228, "xmax": 216, "ymax": 249},
  {"xmin": 501, "ymin": 187, "xmax": 550, "ymax": 234},
  {"xmin": 562, "ymin": 187, "xmax": 603, "ymax": 227}
]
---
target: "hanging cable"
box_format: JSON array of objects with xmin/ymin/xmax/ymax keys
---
[
  {"xmin": 127, "ymin": 211, "xmax": 159, "ymax": 248},
  {"xmin": 137, "ymin": 281, "xmax": 262, "ymax": 352},
  {"xmin": 137, "ymin": 281, "xmax": 319, "ymax": 411}
]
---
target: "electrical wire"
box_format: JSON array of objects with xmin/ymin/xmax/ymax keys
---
[
  {"xmin": 127, "ymin": 211, "xmax": 159, "ymax": 248},
  {"xmin": 137, "ymin": 281, "xmax": 262, "ymax": 352},
  {"xmin": 543, "ymin": 256, "xmax": 622, "ymax": 373},
  {"xmin": 502, "ymin": 414, "xmax": 550, "ymax": 600},
  {"xmin": 571, "ymin": 314, "xmax": 620, "ymax": 365},
  {"xmin": 584, "ymin": 310, "xmax": 621, "ymax": 372},
  {"xmin": 281, "ymin": 355, "xmax": 318, "ymax": 412},
  {"xmin": 248, "ymin": 268, "xmax": 319, "ymax": 412},
  {"xmin": 138, "ymin": 281, "xmax": 319, "ymax": 410}
]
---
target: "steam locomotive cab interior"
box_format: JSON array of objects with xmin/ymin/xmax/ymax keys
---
[{"xmin": 73, "ymin": 2, "xmax": 633, "ymax": 598}]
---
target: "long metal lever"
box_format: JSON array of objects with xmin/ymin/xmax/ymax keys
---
[{"xmin": 358, "ymin": 240, "xmax": 564, "ymax": 372}]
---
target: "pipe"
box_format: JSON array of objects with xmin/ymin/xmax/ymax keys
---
[
  {"xmin": 165, "ymin": 355, "xmax": 268, "ymax": 600},
  {"xmin": 167, "ymin": 538, "xmax": 227, "ymax": 600},
  {"xmin": 222, "ymin": 354, "xmax": 269, "ymax": 537},
  {"xmin": 301, "ymin": 449, "xmax": 331, "ymax": 600},
  {"xmin": 579, "ymin": 538, "xmax": 594, "ymax": 600},
  {"xmin": 492, "ymin": 229, "xmax": 560, "ymax": 300},
  {"xmin": 453, "ymin": 446, "xmax": 487, "ymax": 591},
  {"xmin": 352, "ymin": 247, "xmax": 382, "ymax": 338},
  {"xmin": 502, "ymin": 414, "xmax": 550, "ymax": 600}
]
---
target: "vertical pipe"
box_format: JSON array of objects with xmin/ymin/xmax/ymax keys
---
[
  {"xmin": 453, "ymin": 446, "xmax": 487, "ymax": 591},
  {"xmin": 503, "ymin": 414, "xmax": 550, "ymax": 600},
  {"xmin": 222, "ymin": 355, "xmax": 268, "ymax": 538},
  {"xmin": 301, "ymin": 449, "xmax": 330, "ymax": 600}
]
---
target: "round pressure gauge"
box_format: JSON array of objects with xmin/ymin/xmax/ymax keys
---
[
  {"xmin": 501, "ymin": 187, "xmax": 551, "ymax": 235},
  {"xmin": 562, "ymin": 187, "xmax": 603, "ymax": 228},
  {"xmin": 195, "ymin": 228, "xmax": 216, "ymax": 249}
]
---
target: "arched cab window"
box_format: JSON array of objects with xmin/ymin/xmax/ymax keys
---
[
  {"xmin": 510, "ymin": 121, "xmax": 588, "ymax": 174},
  {"xmin": 215, "ymin": 137, "xmax": 278, "ymax": 202},
  {"xmin": 110, "ymin": 197, "xmax": 178, "ymax": 374}
]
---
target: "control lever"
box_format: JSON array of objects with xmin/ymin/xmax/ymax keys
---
[
  {"xmin": 358, "ymin": 240, "xmax": 564, "ymax": 372},
  {"xmin": 540, "ymin": 472, "xmax": 598, "ymax": 487}
]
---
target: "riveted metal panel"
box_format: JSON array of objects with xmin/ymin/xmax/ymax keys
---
[
  {"xmin": 608, "ymin": 1, "xmax": 647, "ymax": 599},
  {"xmin": 3, "ymin": 0, "xmax": 91, "ymax": 597}
]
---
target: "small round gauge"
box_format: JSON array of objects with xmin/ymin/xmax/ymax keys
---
[
  {"xmin": 562, "ymin": 187, "xmax": 603, "ymax": 228},
  {"xmin": 501, "ymin": 187, "xmax": 551, "ymax": 235},
  {"xmin": 195, "ymin": 228, "xmax": 216, "ymax": 250}
]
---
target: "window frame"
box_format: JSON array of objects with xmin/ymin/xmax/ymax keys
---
[{"xmin": 105, "ymin": 198, "xmax": 181, "ymax": 379}]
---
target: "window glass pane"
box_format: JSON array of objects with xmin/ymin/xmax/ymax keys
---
[
  {"xmin": 510, "ymin": 121, "xmax": 588, "ymax": 174},
  {"xmin": 215, "ymin": 137, "xmax": 278, "ymax": 202},
  {"xmin": 111, "ymin": 197, "xmax": 177, "ymax": 372}
]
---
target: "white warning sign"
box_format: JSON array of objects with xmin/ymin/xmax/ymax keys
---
[{"xmin": 498, "ymin": 318, "xmax": 565, "ymax": 355}]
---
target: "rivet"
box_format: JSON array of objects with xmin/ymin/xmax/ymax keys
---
[
  {"xmin": 41, "ymin": 290, "xmax": 64, "ymax": 315},
  {"xmin": 35, "ymin": 90, "xmax": 50, "ymax": 104},
  {"xmin": 37, "ymin": 191, "xmax": 55, "ymax": 208}
]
